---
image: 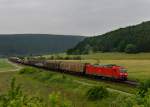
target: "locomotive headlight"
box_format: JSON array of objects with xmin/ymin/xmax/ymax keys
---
[
  {"xmin": 124, "ymin": 73, "xmax": 128, "ymax": 76},
  {"xmin": 120, "ymin": 73, "xmax": 123, "ymax": 75}
]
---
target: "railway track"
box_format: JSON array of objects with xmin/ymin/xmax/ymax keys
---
[
  {"xmin": 79, "ymin": 74, "xmax": 139, "ymax": 87},
  {"xmin": 9, "ymin": 59, "xmax": 139, "ymax": 87},
  {"xmin": 122, "ymin": 80, "xmax": 139, "ymax": 86}
]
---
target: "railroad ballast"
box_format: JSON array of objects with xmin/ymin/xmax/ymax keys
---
[{"xmin": 9, "ymin": 57, "xmax": 128, "ymax": 80}]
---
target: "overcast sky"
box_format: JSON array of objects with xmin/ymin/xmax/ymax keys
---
[{"xmin": 0, "ymin": 0, "xmax": 150, "ymax": 36}]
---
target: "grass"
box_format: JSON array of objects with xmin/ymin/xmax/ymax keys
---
[
  {"xmin": 44, "ymin": 52, "xmax": 150, "ymax": 60},
  {"xmin": 100, "ymin": 60, "xmax": 150, "ymax": 81},
  {"xmin": 1, "ymin": 52, "xmax": 150, "ymax": 106},
  {"xmin": 0, "ymin": 59, "xmax": 19, "ymax": 72},
  {"xmin": 0, "ymin": 68, "xmax": 134, "ymax": 107},
  {"xmin": 80, "ymin": 52, "xmax": 150, "ymax": 60}
]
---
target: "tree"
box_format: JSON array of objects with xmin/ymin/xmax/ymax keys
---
[
  {"xmin": 117, "ymin": 40, "xmax": 126, "ymax": 52},
  {"xmin": 124, "ymin": 44, "xmax": 138, "ymax": 53}
]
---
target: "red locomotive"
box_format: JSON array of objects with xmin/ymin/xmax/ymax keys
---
[
  {"xmin": 85, "ymin": 64, "xmax": 128, "ymax": 80},
  {"xmin": 9, "ymin": 57, "xmax": 128, "ymax": 80}
]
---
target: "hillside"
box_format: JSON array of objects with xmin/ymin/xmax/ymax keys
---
[
  {"xmin": 0, "ymin": 34, "xmax": 85, "ymax": 57},
  {"xmin": 67, "ymin": 21, "xmax": 150, "ymax": 54}
]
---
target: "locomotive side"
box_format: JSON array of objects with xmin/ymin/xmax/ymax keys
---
[{"xmin": 85, "ymin": 64, "xmax": 128, "ymax": 80}]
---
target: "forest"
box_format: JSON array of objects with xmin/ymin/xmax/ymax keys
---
[
  {"xmin": 67, "ymin": 21, "xmax": 150, "ymax": 54},
  {"xmin": 0, "ymin": 34, "xmax": 85, "ymax": 57}
]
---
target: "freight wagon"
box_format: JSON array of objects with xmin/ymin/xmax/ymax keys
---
[
  {"xmin": 44, "ymin": 61, "xmax": 61, "ymax": 70},
  {"xmin": 59, "ymin": 62, "xmax": 86, "ymax": 73}
]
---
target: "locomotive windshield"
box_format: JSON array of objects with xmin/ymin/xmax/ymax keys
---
[{"xmin": 120, "ymin": 68, "xmax": 127, "ymax": 73}]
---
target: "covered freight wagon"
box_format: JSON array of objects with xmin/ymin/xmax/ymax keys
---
[
  {"xmin": 44, "ymin": 60, "xmax": 61, "ymax": 70},
  {"xmin": 59, "ymin": 62, "xmax": 86, "ymax": 73}
]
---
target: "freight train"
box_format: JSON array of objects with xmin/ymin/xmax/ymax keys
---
[{"xmin": 9, "ymin": 57, "xmax": 128, "ymax": 80}]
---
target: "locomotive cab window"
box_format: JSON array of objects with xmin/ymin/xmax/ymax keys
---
[{"xmin": 120, "ymin": 68, "xmax": 127, "ymax": 73}]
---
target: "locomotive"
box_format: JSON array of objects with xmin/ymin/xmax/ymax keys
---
[
  {"xmin": 86, "ymin": 64, "xmax": 128, "ymax": 80},
  {"xmin": 9, "ymin": 57, "xmax": 128, "ymax": 80}
]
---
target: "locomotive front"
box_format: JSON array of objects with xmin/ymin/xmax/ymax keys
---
[{"xmin": 118, "ymin": 66, "xmax": 128, "ymax": 80}]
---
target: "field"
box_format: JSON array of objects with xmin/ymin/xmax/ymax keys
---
[
  {"xmin": 0, "ymin": 53, "xmax": 150, "ymax": 106},
  {"xmin": 45, "ymin": 52, "xmax": 150, "ymax": 60}
]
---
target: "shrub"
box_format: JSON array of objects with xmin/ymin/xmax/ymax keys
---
[
  {"xmin": 86, "ymin": 86, "xmax": 109, "ymax": 101},
  {"xmin": 0, "ymin": 77, "xmax": 74, "ymax": 107},
  {"xmin": 37, "ymin": 56, "xmax": 46, "ymax": 60},
  {"xmin": 0, "ymin": 78, "xmax": 46, "ymax": 107},
  {"xmin": 19, "ymin": 67, "xmax": 41, "ymax": 74},
  {"xmin": 64, "ymin": 56, "xmax": 70, "ymax": 60},
  {"xmin": 72, "ymin": 56, "xmax": 81, "ymax": 60},
  {"xmin": 49, "ymin": 92, "xmax": 72, "ymax": 107},
  {"xmin": 137, "ymin": 79, "xmax": 150, "ymax": 97},
  {"xmin": 111, "ymin": 94, "xmax": 135, "ymax": 107},
  {"xmin": 125, "ymin": 44, "xmax": 138, "ymax": 53},
  {"xmin": 35, "ymin": 72, "xmax": 54, "ymax": 82}
]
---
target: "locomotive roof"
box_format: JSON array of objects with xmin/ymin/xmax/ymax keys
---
[{"xmin": 93, "ymin": 64, "xmax": 117, "ymax": 67}]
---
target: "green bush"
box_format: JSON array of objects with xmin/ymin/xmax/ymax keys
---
[
  {"xmin": 111, "ymin": 94, "xmax": 135, "ymax": 107},
  {"xmin": 72, "ymin": 56, "xmax": 81, "ymax": 60},
  {"xmin": 138, "ymin": 79, "xmax": 150, "ymax": 97},
  {"xmin": 0, "ymin": 78, "xmax": 46, "ymax": 107},
  {"xmin": 49, "ymin": 92, "xmax": 72, "ymax": 107},
  {"xmin": 86, "ymin": 86, "xmax": 109, "ymax": 101},
  {"xmin": 35, "ymin": 72, "xmax": 54, "ymax": 82},
  {"xmin": 125, "ymin": 44, "xmax": 138, "ymax": 53},
  {"xmin": 19, "ymin": 67, "xmax": 41, "ymax": 74},
  {"xmin": 0, "ymin": 78, "xmax": 74, "ymax": 107}
]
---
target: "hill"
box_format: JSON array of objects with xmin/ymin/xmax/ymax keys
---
[
  {"xmin": 0, "ymin": 34, "xmax": 85, "ymax": 57},
  {"xmin": 67, "ymin": 21, "xmax": 150, "ymax": 54}
]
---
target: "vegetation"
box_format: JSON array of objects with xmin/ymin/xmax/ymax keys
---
[
  {"xmin": 0, "ymin": 59, "xmax": 18, "ymax": 72},
  {"xmin": 45, "ymin": 52, "xmax": 150, "ymax": 60},
  {"xmin": 110, "ymin": 80, "xmax": 150, "ymax": 107},
  {"xmin": 125, "ymin": 44, "xmax": 138, "ymax": 53},
  {"xmin": 0, "ymin": 78, "xmax": 72, "ymax": 107},
  {"xmin": 36, "ymin": 55, "xmax": 82, "ymax": 60},
  {"xmin": 86, "ymin": 86, "xmax": 109, "ymax": 101},
  {"xmin": 67, "ymin": 21, "xmax": 150, "ymax": 54},
  {"xmin": 1, "ymin": 67, "xmax": 150, "ymax": 107},
  {"xmin": 1, "ymin": 51, "xmax": 150, "ymax": 107},
  {"xmin": 0, "ymin": 78, "xmax": 46, "ymax": 107},
  {"xmin": 0, "ymin": 34, "xmax": 84, "ymax": 57},
  {"xmin": 138, "ymin": 79, "xmax": 150, "ymax": 97},
  {"xmin": 49, "ymin": 92, "xmax": 72, "ymax": 107},
  {"xmin": 0, "ymin": 67, "xmax": 135, "ymax": 107},
  {"xmin": 80, "ymin": 52, "xmax": 150, "ymax": 60}
]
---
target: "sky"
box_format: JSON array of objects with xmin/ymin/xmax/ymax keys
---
[{"xmin": 0, "ymin": 0, "xmax": 150, "ymax": 36}]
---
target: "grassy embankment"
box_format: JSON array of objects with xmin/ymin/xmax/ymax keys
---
[
  {"xmin": 0, "ymin": 58, "xmax": 135, "ymax": 107},
  {"xmin": 0, "ymin": 59, "xmax": 21, "ymax": 72},
  {"xmin": 0, "ymin": 68, "xmax": 131, "ymax": 107}
]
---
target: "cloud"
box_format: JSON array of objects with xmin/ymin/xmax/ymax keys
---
[{"xmin": 0, "ymin": 0, "xmax": 149, "ymax": 36}]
